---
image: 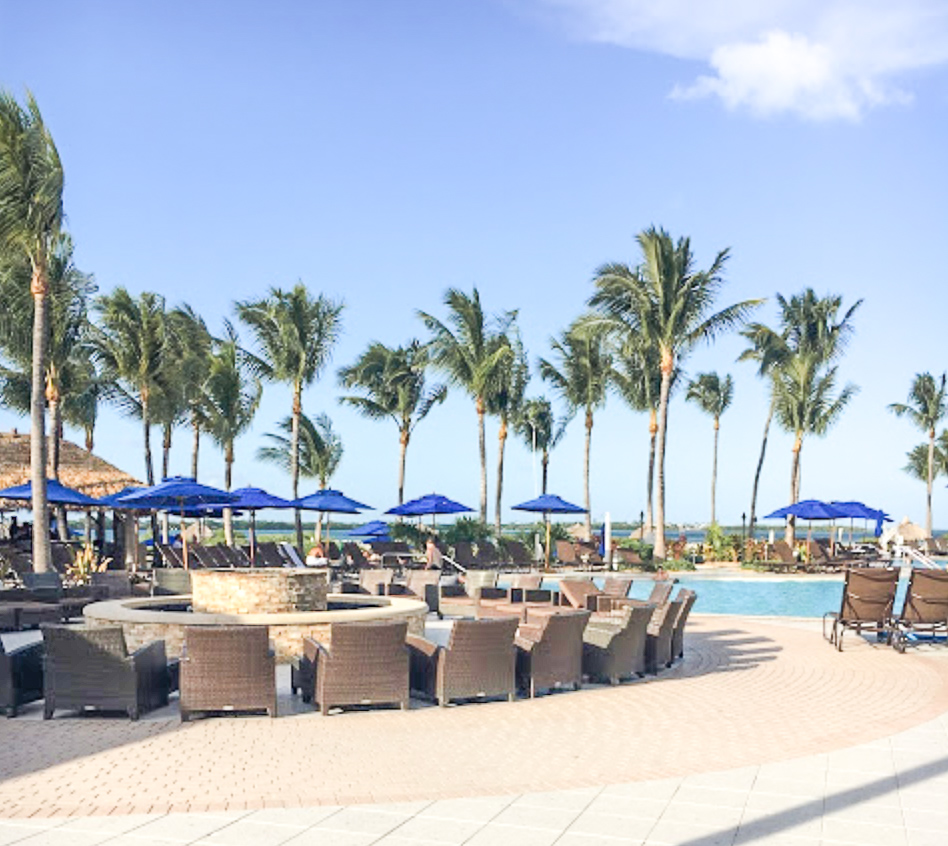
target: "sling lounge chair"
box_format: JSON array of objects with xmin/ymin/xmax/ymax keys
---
[
  {"xmin": 823, "ymin": 567, "xmax": 899, "ymax": 651},
  {"xmin": 892, "ymin": 568, "xmax": 948, "ymax": 652}
]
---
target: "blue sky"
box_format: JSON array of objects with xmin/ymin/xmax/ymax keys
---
[{"xmin": 1, "ymin": 0, "xmax": 946, "ymax": 528}]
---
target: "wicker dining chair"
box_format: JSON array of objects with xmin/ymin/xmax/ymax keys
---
[
  {"xmin": 582, "ymin": 603, "xmax": 655, "ymax": 684},
  {"xmin": 179, "ymin": 626, "xmax": 276, "ymax": 721},
  {"xmin": 515, "ymin": 608, "xmax": 591, "ymax": 697},
  {"xmin": 1, "ymin": 635, "xmax": 44, "ymax": 717}
]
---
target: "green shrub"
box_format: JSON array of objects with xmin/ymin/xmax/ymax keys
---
[{"xmin": 440, "ymin": 517, "xmax": 493, "ymax": 546}]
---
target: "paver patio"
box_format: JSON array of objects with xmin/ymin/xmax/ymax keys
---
[{"xmin": 3, "ymin": 614, "xmax": 948, "ymax": 843}]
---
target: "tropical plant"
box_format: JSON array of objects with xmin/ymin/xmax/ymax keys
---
[
  {"xmin": 439, "ymin": 517, "xmax": 493, "ymax": 546},
  {"xmin": 686, "ymin": 372, "xmax": 734, "ymax": 525},
  {"xmin": 92, "ymin": 289, "xmax": 168, "ymax": 486},
  {"xmin": 486, "ymin": 324, "xmax": 529, "ymax": 533},
  {"xmin": 738, "ymin": 290, "xmax": 861, "ymax": 537},
  {"xmin": 890, "ymin": 373, "xmax": 948, "ymax": 538},
  {"xmin": 257, "ymin": 411, "xmax": 343, "ymax": 490},
  {"xmin": 204, "ymin": 322, "xmax": 262, "ymax": 545},
  {"xmin": 418, "ymin": 288, "xmax": 515, "ymax": 522},
  {"xmin": 514, "ymin": 396, "xmax": 568, "ymax": 495},
  {"xmin": 338, "ymin": 340, "xmax": 446, "ymax": 506},
  {"xmin": 773, "ymin": 354, "xmax": 857, "ymax": 543},
  {"xmin": 236, "ymin": 283, "xmax": 344, "ymax": 550},
  {"xmin": 590, "ymin": 226, "xmax": 760, "ymax": 558},
  {"xmin": 904, "ymin": 438, "xmax": 948, "ymax": 482},
  {"xmin": 0, "ymin": 91, "xmax": 64, "ymax": 572},
  {"xmin": 538, "ymin": 319, "xmax": 612, "ymax": 538}
]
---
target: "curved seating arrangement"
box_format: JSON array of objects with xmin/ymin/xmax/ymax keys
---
[
  {"xmin": 582, "ymin": 603, "xmax": 655, "ymax": 684},
  {"xmin": 516, "ymin": 609, "xmax": 591, "ymax": 697}
]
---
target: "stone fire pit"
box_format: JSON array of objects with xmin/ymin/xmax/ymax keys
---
[{"xmin": 190, "ymin": 568, "xmax": 328, "ymax": 614}]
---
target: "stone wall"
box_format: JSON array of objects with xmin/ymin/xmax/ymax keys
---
[{"xmin": 191, "ymin": 568, "xmax": 328, "ymax": 614}]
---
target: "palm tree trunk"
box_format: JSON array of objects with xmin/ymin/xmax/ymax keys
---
[
  {"xmin": 476, "ymin": 396, "xmax": 487, "ymax": 524},
  {"xmin": 162, "ymin": 423, "xmax": 172, "ymax": 479},
  {"xmin": 191, "ymin": 416, "xmax": 201, "ymax": 480},
  {"xmin": 787, "ymin": 435, "xmax": 802, "ymax": 546},
  {"xmin": 397, "ymin": 428, "xmax": 409, "ymax": 505},
  {"xmin": 48, "ymin": 398, "xmax": 68, "ymax": 541},
  {"xmin": 711, "ymin": 417, "xmax": 719, "ymax": 526},
  {"xmin": 30, "ymin": 265, "xmax": 51, "ymax": 573},
  {"xmin": 223, "ymin": 442, "xmax": 234, "ymax": 546},
  {"xmin": 291, "ymin": 383, "xmax": 303, "ymax": 551},
  {"xmin": 495, "ymin": 418, "xmax": 507, "ymax": 535},
  {"xmin": 927, "ymin": 428, "xmax": 935, "ymax": 538},
  {"xmin": 583, "ymin": 409, "xmax": 593, "ymax": 539},
  {"xmin": 541, "ymin": 451, "xmax": 549, "ymax": 496},
  {"xmin": 654, "ymin": 355, "xmax": 674, "ymax": 561},
  {"xmin": 748, "ymin": 394, "xmax": 775, "ymax": 539},
  {"xmin": 141, "ymin": 393, "xmax": 159, "ymax": 544},
  {"xmin": 645, "ymin": 408, "xmax": 657, "ymax": 533},
  {"xmin": 84, "ymin": 426, "xmax": 94, "ymax": 452}
]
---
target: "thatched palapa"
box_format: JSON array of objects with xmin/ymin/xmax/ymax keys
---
[{"xmin": 0, "ymin": 430, "xmax": 141, "ymax": 505}]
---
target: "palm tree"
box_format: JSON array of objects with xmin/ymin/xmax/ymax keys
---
[
  {"xmin": 904, "ymin": 438, "xmax": 948, "ymax": 484},
  {"xmin": 890, "ymin": 373, "xmax": 948, "ymax": 538},
  {"xmin": 236, "ymin": 283, "xmax": 343, "ymax": 550},
  {"xmin": 338, "ymin": 340, "xmax": 446, "ymax": 506},
  {"xmin": 418, "ymin": 288, "xmax": 514, "ymax": 523},
  {"xmin": 204, "ymin": 322, "xmax": 261, "ymax": 545},
  {"xmin": 686, "ymin": 372, "xmax": 734, "ymax": 525},
  {"xmin": 538, "ymin": 320, "xmax": 611, "ymax": 538},
  {"xmin": 739, "ymin": 290, "xmax": 861, "ymax": 537},
  {"xmin": 487, "ymin": 325, "xmax": 529, "ymax": 533},
  {"xmin": 773, "ymin": 354, "xmax": 857, "ymax": 543},
  {"xmin": 590, "ymin": 226, "xmax": 760, "ymax": 559},
  {"xmin": 514, "ymin": 397, "xmax": 568, "ymax": 495},
  {"xmin": 92, "ymin": 289, "xmax": 168, "ymax": 486},
  {"xmin": 0, "ymin": 91, "xmax": 64, "ymax": 572},
  {"xmin": 166, "ymin": 304, "xmax": 213, "ymax": 480}
]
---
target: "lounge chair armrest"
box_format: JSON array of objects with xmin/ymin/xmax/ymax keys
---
[
  {"xmin": 405, "ymin": 633, "xmax": 439, "ymax": 659},
  {"xmin": 583, "ymin": 625, "xmax": 617, "ymax": 649},
  {"xmin": 517, "ymin": 623, "xmax": 542, "ymax": 642},
  {"xmin": 302, "ymin": 636, "xmax": 329, "ymax": 663},
  {"xmin": 514, "ymin": 634, "xmax": 536, "ymax": 652}
]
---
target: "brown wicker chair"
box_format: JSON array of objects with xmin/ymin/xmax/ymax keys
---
[
  {"xmin": 0, "ymin": 604, "xmax": 16, "ymax": 632},
  {"xmin": 1, "ymin": 636, "xmax": 44, "ymax": 717},
  {"xmin": 892, "ymin": 569, "xmax": 948, "ymax": 652},
  {"xmin": 645, "ymin": 598, "xmax": 683, "ymax": 673},
  {"xmin": 559, "ymin": 578, "xmax": 630, "ymax": 612},
  {"xmin": 294, "ymin": 620, "xmax": 409, "ymax": 715},
  {"xmin": 91, "ymin": 571, "xmax": 132, "ymax": 598},
  {"xmin": 555, "ymin": 540, "xmax": 580, "ymax": 566},
  {"xmin": 152, "ymin": 568, "xmax": 192, "ymax": 596},
  {"xmin": 438, "ymin": 570, "xmax": 498, "ymax": 618},
  {"xmin": 180, "ymin": 625, "xmax": 276, "ymax": 720},
  {"xmin": 671, "ymin": 589, "xmax": 697, "ymax": 662},
  {"xmin": 582, "ymin": 603, "xmax": 655, "ymax": 684},
  {"xmin": 408, "ymin": 617, "xmax": 518, "ymax": 705},
  {"xmin": 391, "ymin": 569, "xmax": 441, "ymax": 611},
  {"xmin": 824, "ymin": 567, "xmax": 899, "ymax": 651},
  {"xmin": 516, "ymin": 608, "xmax": 590, "ymax": 697},
  {"xmin": 358, "ymin": 568, "xmax": 395, "ymax": 596},
  {"xmin": 42, "ymin": 625, "xmax": 172, "ymax": 720}
]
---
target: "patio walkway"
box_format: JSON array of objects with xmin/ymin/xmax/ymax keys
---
[{"xmin": 1, "ymin": 616, "xmax": 948, "ymax": 843}]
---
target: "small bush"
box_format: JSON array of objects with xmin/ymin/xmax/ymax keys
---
[{"xmin": 440, "ymin": 517, "xmax": 493, "ymax": 546}]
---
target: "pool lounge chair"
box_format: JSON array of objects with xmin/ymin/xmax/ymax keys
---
[
  {"xmin": 555, "ymin": 540, "xmax": 580, "ymax": 567},
  {"xmin": 515, "ymin": 608, "xmax": 590, "ymax": 697},
  {"xmin": 452, "ymin": 542, "xmax": 478, "ymax": 570},
  {"xmin": 771, "ymin": 540, "xmax": 798, "ymax": 571},
  {"xmin": 892, "ymin": 568, "xmax": 948, "ymax": 652},
  {"xmin": 408, "ymin": 616, "xmax": 518, "ymax": 706},
  {"xmin": 559, "ymin": 577, "xmax": 636, "ymax": 613},
  {"xmin": 500, "ymin": 539, "xmax": 534, "ymax": 568},
  {"xmin": 823, "ymin": 567, "xmax": 900, "ymax": 651},
  {"xmin": 582, "ymin": 603, "xmax": 654, "ymax": 684}
]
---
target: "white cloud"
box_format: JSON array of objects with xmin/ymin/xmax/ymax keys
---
[{"xmin": 533, "ymin": 0, "xmax": 948, "ymax": 120}]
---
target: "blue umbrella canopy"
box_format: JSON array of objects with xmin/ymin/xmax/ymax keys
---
[
  {"xmin": 764, "ymin": 500, "xmax": 846, "ymax": 520},
  {"xmin": 224, "ymin": 487, "xmax": 294, "ymax": 510},
  {"xmin": 0, "ymin": 479, "xmax": 103, "ymax": 507},
  {"xmin": 386, "ymin": 493, "xmax": 472, "ymax": 517},
  {"xmin": 98, "ymin": 486, "xmax": 145, "ymax": 508},
  {"xmin": 830, "ymin": 501, "xmax": 891, "ymax": 521},
  {"xmin": 117, "ymin": 476, "xmax": 238, "ymax": 509},
  {"xmin": 293, "ymin": 489, "xmax": 371, "ymax": 513},
  {"xmin": 512, "ymin": 494, "xmax": 586, "ymax": 515},
  {"xmin": 348, "ymin": 519, "xmax": 390, "ymax": 536}
]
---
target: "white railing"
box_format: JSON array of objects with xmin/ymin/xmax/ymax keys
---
[{"xmin": 896, "ymin": 545, "xmax": 940, "ymax": 569}]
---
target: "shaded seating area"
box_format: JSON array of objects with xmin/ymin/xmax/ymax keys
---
[
  {"xmin": 408, "ymin": 617, "xmax": 518, "ymax": 706},
  {"xmin": 180, "ymin": 626, "xmax": 276, "ymax": 720},
  {"xmin": 42, "ymin": 625, "xmax": 173, "ymax": 720},
  {"xmin": 823, "ymin": 567, "xmax": 899, "ymax": 651}
]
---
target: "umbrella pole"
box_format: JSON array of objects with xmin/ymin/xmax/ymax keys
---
[
  {"xmin": 545, "ymin": 515, "xmax": 551, "ymax": 572},
  {"xmin": 181, "ymin": 504, "xmax": 189, "ymax": 570},
  {"xmin": 250, "ymin": 510, "xmax": 257, "ymax": 566}
]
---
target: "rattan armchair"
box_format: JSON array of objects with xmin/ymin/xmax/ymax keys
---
[
  {"xmin": 294, "ymin": 620, "xmax": 409, "ymax": 715},
  {"xmin": 180, "ymin": 626, "xmax": 276, "ymax": 721},
  {"xmin": 582, "ymin": 603, "xmax": 655, "ymax": 684},
  {"xmin": 408, "ymin": 617, "xmax": 518, "ymax": 706},
  {"xmin": 515, "ymin": 608, "xmax": 590, "ymax": 697},
  {"xmin": 1, "ymin": 636, "xmax": 44, "ymax": 717},
  {"xmin": 42, "ymin": 625, "xmax": 172, "ymax": 720},
  {"xmin": 645, "ymin": 598, "xmax": 683, "ymax": 673}
]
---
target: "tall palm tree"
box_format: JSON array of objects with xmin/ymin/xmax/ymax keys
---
[
  {"xmin": 514, "ymin": 397, "xmax": 568, "ymax": 496},
  {"xmin": 904, "ymin": 437, "xmax": 948, "ymax": 484},
  {"xmin": 487, "ymin": 325, "xmax": 529, "ymax": 533},
  {"xmin": 418, "ymin": 288, "xmax": 514, "ymax": 523},
  {"xmin": 167, "ymin": 304, "xmax": 213, "ymax": 480},
  {"xmin": 590, "ymin": 226, "xmax": 760, "ymax": 559},
  {"xmin": 739, "ymin": 290, "xmax": 861, "ymax": 537},
  {"xmin": 204, "ymin": 322, "xmax": 261, "ymax": 545},
  {"xmin": 0, "ymin": 91, "xmax": 64, "ymax": 572},
  {"xmin": 890, "ymin": 373, "xmax": 948, "ymax": 538},
  {"xmin": 686, "ymin": 372, "xmax": 734, "ymax": 526},
  {"xmin": 538, "ymin": 320, "xmax": 611, "ymax": 538},
  {"xmin": 237, "ymin": 283, "xmax": 344, "ymax": 550},
  {"xmin": 92, "ymin": 289, "xmax": 168, "ymax": 486},
  {"xmin": 773, "ymin": 354, "xmax": 857, "ymax": 543},
  {"xmin": 338, "ymin": 340, "xmax": 446, "ymax": 506}
]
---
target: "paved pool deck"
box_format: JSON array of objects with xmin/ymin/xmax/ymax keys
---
[{"xmin": 2, "ymin": 614, "xmax": 948, "ymax": 845}]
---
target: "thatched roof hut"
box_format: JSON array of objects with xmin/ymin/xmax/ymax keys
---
[{"xmin": 0, "ymin": 429, "xmax": 141, "ymax": 503}]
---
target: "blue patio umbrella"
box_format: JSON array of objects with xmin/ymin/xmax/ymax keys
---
[
  {"xmin": 348, "ymin": 519, "xmax": 389, "ymax": 536},
  {"xmin": 0, "ymin": 478, "xmax": 103, "ymax": 507},
  {"xmin": 513, "ymin": 494, "xmax": 586, "ymax": 571},
  {"xmin": 764, "ymin": 500, "xmax": 847, "ymax": 560},
  {"xmin": 831, "ymin": 501, "xmax": 892, "ymax": 540},
  {"xmin": 118, "ymin": 477, "xmax": 238, "ymax": 568},
  {"xmin": 98, "ymin": 486, "xmax": 145, "ymax": 508},
  {"xmin": 221, "ymin": 487, "xmax": 294, "ymax": 564},
  {"xmin": 293, "ymin": 489, "xmax": 372, "ymax": 547},
  {"xmin": 386, "ymin": 493, "xmax": 472, "ymax": 532}
]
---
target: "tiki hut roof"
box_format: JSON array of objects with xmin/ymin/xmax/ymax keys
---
[{"xmin": 0, "ymin": 430, "xmax": 142, "ymax": 505}]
